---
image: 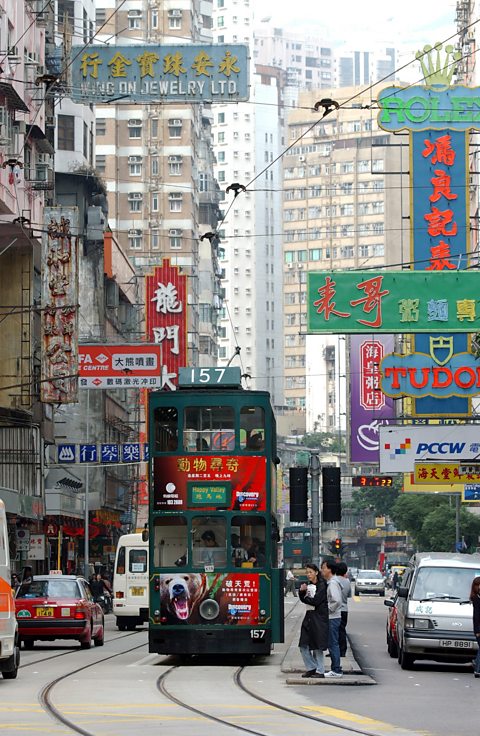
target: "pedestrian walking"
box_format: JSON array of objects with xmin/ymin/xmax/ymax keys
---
[
  {"xmin": 470, "ymin": 576, "xmax": 480, "ymax": 678},
  {"xmin": 298, "ymin": 563, "xmax": 329, "ymax": 678},
  {"xmin": 321, "ymin": 559, "xmax": 343, "ymax": 678},
  {"xmin": 335, "ymin": 561, "xmax": 352, "ymax": 658},
  {"xmin": 285, "ymin": 569, "xmax": 297, "ymax": 597}
]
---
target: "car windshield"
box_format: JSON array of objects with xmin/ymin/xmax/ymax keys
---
[
  {"xmin": 16, "ymin": 579, "xmax": 80, "ymax": 599},
  {"xmin": 358, "ymin": 570, "xmax": 382, "ymax": 579},
  {"xmin": 412, "ymin": 566, "xmax": 480, "ymax": 601}
]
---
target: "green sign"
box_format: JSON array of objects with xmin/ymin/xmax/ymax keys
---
[
  {"xmin": 179, "ymin": 367, "xmax": 241, "ymax": 387},
  {"xmin": 189, "ymin": 483, "xmax": 229, "ymax": 505},
  {"xmin": 307, "ymin": 271, "xmax": 480, "ymax": 334}
]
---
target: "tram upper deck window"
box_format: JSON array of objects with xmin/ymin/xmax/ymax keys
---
[
  {"xmin": 153, "ymin": 516, "xmax": 187, "ymax": 568},
  {"xmin": 154, "ymin": 407, "xmax": 178, "ymax": 452},
  {"xmin": 192, "ymin": 517, "xmax": 227, "ymax": 568},
  {"xmin": 184, "ymin": 406, "xmax": 234, "ymax": 452},
  {"xmin": 240, "ymin": 406, "xmax": 265, "ymax": 451}
]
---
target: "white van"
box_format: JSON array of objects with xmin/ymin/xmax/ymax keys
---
[
  {"xmin": 113, "ymin": 533, "xmax": 149, "ymax": 631},
  {"xmin": 0, "ymin": 499, "xmax": 19, "ymax": 679},
  {"xmin": 395, "ymin": 552, "xmax": 480, "ymax": 669}
]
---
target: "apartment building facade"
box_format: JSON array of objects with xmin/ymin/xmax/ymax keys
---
[{"xmin": 282, "ymin": 86, "xmax": 409, "ymax": 435}]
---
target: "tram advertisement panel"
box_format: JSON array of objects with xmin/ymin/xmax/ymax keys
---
[
  {"xmin": 153, "ymin": 455, "xmax": 266, "ymax": 511},
  {"xmin": 159, "ymin": 572, "xmax": 260, "ymax": 625}
]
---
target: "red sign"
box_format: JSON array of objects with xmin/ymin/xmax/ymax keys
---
[
  {"xmin": 159, "ymin": 572, "xmax": 260, "ymax": 625},
  {"xmin": 359, "ymin": 339, "xmax": 385, "ymax": 410},
  {"xmin": 78, "ymin": 344, "xmax": 162, "ymax": 388},
  {"xmin": 145, "ymin": 259, "xmax": 187, "ymax": 390},
  {"xmin": 153, "ymin": 455, "xmax": 267, "ymax": 511}
]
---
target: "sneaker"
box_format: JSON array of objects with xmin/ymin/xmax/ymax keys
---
[
  {"xmin": 310, "ymin": 672, "xmax": 325, "ymax": 678},
  {"xmin": 324, "ymin": 670, "xmax": 343, "ymax": 679},
  {"xmin": 301, "ymin": 670, "xmax": 316, "ymax": 678}
]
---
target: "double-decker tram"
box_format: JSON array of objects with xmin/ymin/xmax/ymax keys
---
[
  {"xmin": 148, "ymin": 367, "xmax": 284, "ymax": 656},
  {"xmin": 283, "ymin": 525, "xmax": 312, "ymax": 570}
]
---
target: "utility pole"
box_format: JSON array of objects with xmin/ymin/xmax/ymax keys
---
[{"xmin": 309, "ymin": 451, "xmax": 321, "ymax": 566}]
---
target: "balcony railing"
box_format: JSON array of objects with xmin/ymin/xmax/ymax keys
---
[{"xmin": 24, "ymin": 164, "xmax": 54, "ymax": 190}]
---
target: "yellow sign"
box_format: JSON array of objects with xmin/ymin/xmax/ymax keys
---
[
  {"xmin": 413, "ymin": 462, "xmax": 479, "ymax": 485},
  {"xmin": 403, "ymin": 472, "xmax": 461, "ymax": 493}
]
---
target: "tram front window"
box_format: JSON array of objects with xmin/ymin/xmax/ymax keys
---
[
  {"xmin": 184, "ymin": 406, "xmax": 235, "ymax": 452},
  {"xmin": 240, "ymin": 406, "xmax": 265, "ymax": 451},
  {"xmin": 153, "ymin": 516, "xmax": 188, "ymax": 567},
  {"xmin": 192, "ymin": 517, "xmax": 227, "ymax": 567},
  {"xmin": 232, "ymin": 516, "xmax": 266, "ymax": 568},
  {"xmin": 154, "ymin": 407, "xmax": 178, "ymax": 452}
]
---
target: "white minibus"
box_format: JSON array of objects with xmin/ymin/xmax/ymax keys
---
[
  {"xmin": 113, "ymin": 533, "xmax": 148, "ymax": 630},
  {"xmin": 0, "ymin": 499, "xmax": 19, "ymax": 678}
]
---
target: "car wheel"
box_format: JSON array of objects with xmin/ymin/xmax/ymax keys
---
[
  {"xmin": 399, "ymin": 642, "xmax": 415, "ymax": 670},
  {"xmin": 23, "ymin": 638, "xmax": 34, "ymax": 650},
  {"xmin": 1, "ymin": 641, "xmax": 20, "ymax": 679},
  {"xmin": 80, "ymin": 621, "xmax": 92, "ymax": 649},
  {"xmin": 380, "ymin": 592, "xmax": 385, "ymax": 597},
  {"xmin": 387, "ymin": 633, "xmax": 398, "ymax": 658},
  {"xmin": 94, "ymin": 617, "xmax": 105, "ymax": 647}
]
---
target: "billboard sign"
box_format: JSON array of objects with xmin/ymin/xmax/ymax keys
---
[
  {"xmin": 78, "ymin": 344, "xmax": 162, "ymax": 388},
  {"xmin": 414, "ymin": 462, "xmax": 480, "ymax": 485},
  {"xmin": 350, "ymin": 335, "xmax": 395, "ymax": 463},
  {"xmin": 379, "ymin": 425, "xmax": 480, "ymax": 472},
  {"xmin": 70, "ymin": 44, "xmax": 249, "ymax": 103},
  {"xmin": 41, "ymin": 208, "xmax": 79, "ymax": 403},
  {"xmin": 145, "ymin": 259, "xmax": 187, "ymax": 390},
  {"xmin": 307, "ymin": 271, "xmax": 480, "ymax": 333},
  {"xmin": 402, "ymin": 471, "xmax": 461, "ymax": 494}
]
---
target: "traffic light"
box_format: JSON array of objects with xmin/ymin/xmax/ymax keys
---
[
  {"xmin": 289, "ymin": 467, "xmax": 308, "ymax": 522},
  {"xmin": 334, "ymin": 537, "xmax": 342, "ymax": 552},
  {"xmin": 322, "ymin": 466, "xmax": 341, "ymax": 522}
]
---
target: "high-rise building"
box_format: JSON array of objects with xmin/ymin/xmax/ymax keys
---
[
  {"xmin": 336, "ymin": 48, "xmax": 396, "ymax": 87},
  {"xmin": 282, "ymin": 85, "xmax": 409, "ymax": 434}
]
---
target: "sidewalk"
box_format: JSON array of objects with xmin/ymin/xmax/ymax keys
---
[{"xmin": 281, "ymin": 604, "xmax": 375, "ymax": 686}]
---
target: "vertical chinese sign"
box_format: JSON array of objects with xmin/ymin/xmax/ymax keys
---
[
  {"xmin": 378, "ymin": 44, "xmax": 477, "ymax": 418},
  {"xmin": 350, "ymin": 335, "xmax": 395, "ymax": 463},
  {"xmin": 145, "ymin": 259, "xmax": 187, "ymax": 389},
  {"xmin": 41, "ymin": 207, "xmax": 79, "ymax": 403}
]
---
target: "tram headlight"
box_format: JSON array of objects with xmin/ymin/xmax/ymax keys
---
[
  {"xmin": 153, "ymin": 609, "xmax": 161, "ymax": 624},
  {"xmin": 154, "ymin": 576, "xmax": 160, "ymax": 592},
  {"xmin": 199, "ymin": 598, "xmax": 220, "ymax": 621}
]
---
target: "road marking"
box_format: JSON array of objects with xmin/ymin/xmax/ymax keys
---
[{"xmin": 301, "ymin": 705, "xmax": 395, "ymax": 729}]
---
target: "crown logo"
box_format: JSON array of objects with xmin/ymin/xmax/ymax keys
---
[{"xmin": 415, "ymin": 43, "xmax": 462, "ymax": 87}]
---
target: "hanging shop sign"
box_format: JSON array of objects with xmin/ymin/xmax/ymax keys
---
[
  {"xmin": 78, "ymin": 344, "xmax": 162, "ymax": 388},
  {"xmin": 414, "ymin": 462, "xmax": 480, "ymax": 485},
  {"xmin": 307, "ymin": 271, "xmax": 480, "ymax": 333},
  {"xmin": 41, "ymin": 208, "xmax": 79, "ymax": 403},
  {"xmin": 70, "ymin": 44, "xmax": 249, "ymax": 103}
]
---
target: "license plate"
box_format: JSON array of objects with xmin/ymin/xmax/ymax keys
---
[
  {"xmin": 439, "ymin": 639, "xmax": 473, "ymax": 649},
  {"xmin": 130, "ymin": 587, "xmax": 145, "ymax": 596},
  {"xmin": 36, "ymin": 607, "xmax": 54, "ymax": 617}
]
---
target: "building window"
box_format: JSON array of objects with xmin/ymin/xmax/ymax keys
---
[
  {"xmin": 168, "ymin": 118, "xmax": 182, "ymax": 138},
  {"xmin": 199, "ymin": 172, "xmax": 208, "ymax": 192},
  {"xmin": 95, "ymin": 8, "xmax": 106, "ymax": 25},
  {"xmin": 151, "ymin": 230, "xmax": 159, "ymax": 249},
  {"xmin": 58, "ymin": 115, "xmax": 74, "ymax": 150},
  {"xmin": 218, "ymin": 112, "xmax": 225, "ymax": 123},
  {"xmin": 128, "ymin": 193, "xmax": 142, "ymax": 212},
  {"xmin": 128, "ymin": 9, "xmax": 142, "ymax": 28},
  {"xmin": 218, "ymin": 132, "xmax": 225, "ymax": 143},
  {"xmin": 96, "ymin": 118, "xmax": 106, "ymax": 136},
  {"xmin": 128, "ymin": 119, "xmax": 142, "ymax": 138},
  {"xmin": 217, "ymin": 15, "xmax": 224, "ymax": 27},
  {"xmin": 169, "ymin": 228, "xmax": 182, "ymax": 249},
  {"xmin": 169, "ymin": 192, "xmax": 183, "ymax": 212},
  {"xmin": 151, "ymin": 192, "xmax": 159, "ymax": 212},
  {"xmin": 151, "ymin": 157, "xmax": 159, "ymax": 176},
  {"xmin": 95, "ymin": 155, "xmax": 106, "ymax": 173},
  {"xmin": 151, "ymin": 118, "xmax": 158, "ymax": 138},
  {"xmin": 168, "ymin": 9, "xmax": 182, "ymax": 28},
  {"xmin": 128, "ymin": 156, "xmax": 142, "ymax": 175},
  {"xmin": 128, "ymin": 229, "xmax": 142, "ymax": 249},
  {"xmin": 151, "ymin": 8, "xmax": 158, "ymax": 28},
  {"xmin": 168, "ymin": 155, "xmax": 182, "ymax": 175}
]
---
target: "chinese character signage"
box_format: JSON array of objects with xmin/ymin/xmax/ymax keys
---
[
  {"xmin": 78, "ymin": 344, "xmax": 162, "ymax": 388},
  {"xmin": 58, "ymin": 443, "xmax": 147, "ymax": 464},
  {"xmin": 159, "ymin": 572, "xmax": 260, "ymax": 625},
  {"xmin": 41, "ymin": 207, "xmax": 79, "ymax": 403},
  {"xmin": 145, "ymin": 259, "xmax": 187, "ymax": 390},
  {"xmin": 379, "ymin": 424, "xmax": 479, "ymax": 473},
  {"xmin": 414, "ymin": 462, "xmax": 480, "ymax": 485},
  {"xmin": 153, "ymin": 456, "xmax": 267, "ymax": 511},
  {"xmin": 350, "ymin": 335, "xmax": 395, "ymax": 463},
  {"xmin": 70, "ymin": 44, "xmax": 249, "ymax": 103},
  {"xmin": 307, "ymin": 271, "xmax": 480, "ymax": 333}
]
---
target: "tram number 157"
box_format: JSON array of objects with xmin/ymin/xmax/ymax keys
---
[{"xmin": 250, "ymin": 630, "xmax": 266, "ymax": 639}]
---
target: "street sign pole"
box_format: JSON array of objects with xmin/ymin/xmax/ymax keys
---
[{"xmin": 84, "ymin": 389, "xmax": 90, "ymax": 580}]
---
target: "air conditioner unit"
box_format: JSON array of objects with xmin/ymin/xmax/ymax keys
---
[
  {"xmin": 128, "ymin": 155, "xmax": 142, "ymax": 163},
  {"xmin": 128, "ymin": 192, "xmax": 143, "ymax": 200},
  {"xmin": 45, "ymin": 116, "xmax": 55, "ymax": 127},
  {"xmin": 287, "ymin": 263, "xmax": 293, "ymax": 269},
  {"xmin": 168, "ymin": 155, "xmax": 182, "ymax": 163},
  {"xmin": 298, "ymin": 155, "xmax": 306, "ymax": 162},
  {"xmin": 169, "ymin": 9, "xmax": 182, "ymax": 16},
  {"xmin": 149, "ymin": 219, "xmax": 160, "ymax": 227},
  {"xmin": 168, "ymin": 119, "xmax": 182, "ymax": 126},
  {"xmin": 12, "ymin": 120, "xmax": 26, "ymax": 135}
]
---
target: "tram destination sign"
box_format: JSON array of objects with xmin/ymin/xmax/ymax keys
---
[
  {"xmin": 307, "ymin": 271, "xmax": 480, "ymax": 333},
  {"xmin": 70, "ymin": 44, "xmax": 249, "ymax": 103}
]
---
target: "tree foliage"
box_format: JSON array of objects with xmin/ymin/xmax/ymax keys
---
[
  {"xmin": 302, "ymin": 432, "xmax": 345, "ymax": 452},
  {"xmin": 349, "ymin": 486, "xmax": 399, "ymax": 517}
]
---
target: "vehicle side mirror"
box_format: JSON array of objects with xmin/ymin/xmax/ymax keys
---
[
  {"xmin": 384, "ymin": 598, "xmax": 394, "ymax": 608},
  {"xmin": 397, "ymin": 586, "xmax": 408, "ymax": 598}
]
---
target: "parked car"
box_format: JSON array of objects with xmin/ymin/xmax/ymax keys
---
[
  {"xmin": 355, "ymin": 569, "xmax": 386, "ymax": 596},
  {"xmin": 384, "ymin": 593, "xmax": 399, "ymax": 657},
  {"xmin": 15, "ymin": 574, "xmax": 104, "ymax": 649}
]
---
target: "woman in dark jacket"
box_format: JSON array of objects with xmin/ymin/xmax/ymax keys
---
[
  {"xmin": 470, "ymin": 576, "xmax": 480, "ymax": 678},
  {"xmin": 298, "ymin": 562, "xmax": 329, "ymax": 678}
]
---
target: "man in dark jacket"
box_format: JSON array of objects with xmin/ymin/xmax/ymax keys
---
[{"xmin": 298, "ymin": 562, "xmax": 329, "ymax": 678}]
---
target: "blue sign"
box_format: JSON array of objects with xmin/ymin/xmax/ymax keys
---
[
  {"xmin": 464, "ymin": 485, "xmax": 480, "ymax": 501},
  {"xmin": 79, "ymin": 444, "xmax": 98, "ymax": 463},
  {"xmin": 70, "ymin": 44, "xmax": 249, "ymax": 103},
  {"xmin": 58, "ymin": 444, "xmax": 76, "ymax": 463},
  {"xmin": 144, "ymin": 444, "xmax": 149, "ymax": 462},
  {"xmin": 100, "ymin": 444, "xmax": 120, "ymax": 463},
  {"xmin": 122, "ymin": 443, "xmax": 140, "ymax": 462}
]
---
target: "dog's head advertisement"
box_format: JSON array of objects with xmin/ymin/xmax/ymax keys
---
[
  {"xmin": 159, "ymin": 572, "xmax": 260, "ymax": 625},
  {"xmin": 153, "ymin": 455, "xmax": 267, "ymax": 511}
]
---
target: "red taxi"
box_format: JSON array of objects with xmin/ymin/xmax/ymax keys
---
[
  {"xmin": 384, "ymin": 593, "xmax": 399, "ymax": 658},
  {"xmin": 15, "ymin": 574, "xmax": 104, "ymax": 649}
]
